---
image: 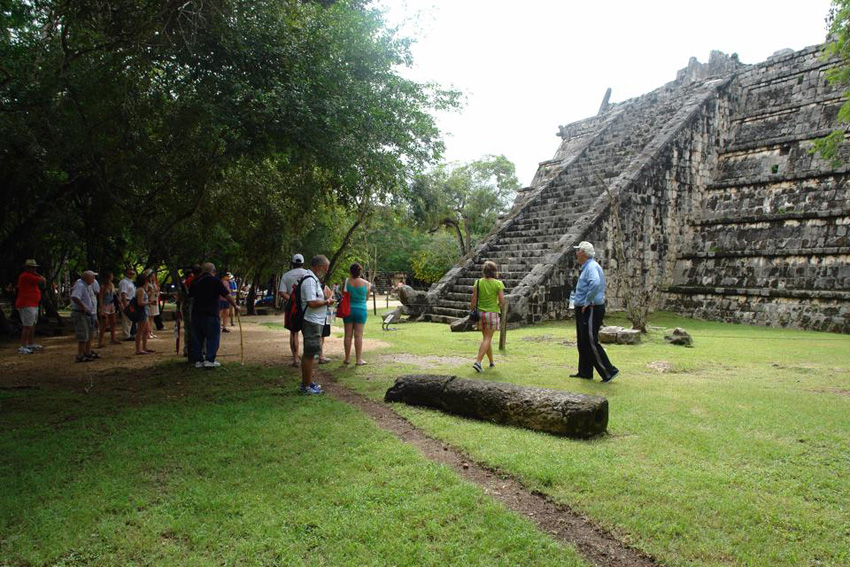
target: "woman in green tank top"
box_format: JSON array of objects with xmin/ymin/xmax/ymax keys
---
[{"xmin": 470, "ymin": 261, "xmax": 505, "ymax": 373}]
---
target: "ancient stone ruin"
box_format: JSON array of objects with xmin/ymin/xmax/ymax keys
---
[{"xmin": 423, "ymin": 46, "xmax": 849, "ymax": 333}]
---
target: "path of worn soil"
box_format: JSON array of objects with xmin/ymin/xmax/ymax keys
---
[{"xmin": 1, "ymin": 316, "xmax": 656, "ymax": 567}]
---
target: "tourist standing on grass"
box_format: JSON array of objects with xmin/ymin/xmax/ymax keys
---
[
  {"xmin": 219, "ymin": 272, "xmax": 233, "ymax": 332},
  {"xmin": 342, "ymin": 263, "xmax": 371, "ymax": 366},
  {"xmin": 470, "ymin": 261, "xmax": 505, "ymax": 373},
  {"xmin": 134, "ymin": 272, "xmax": 154, "ymax": 355},
  {"xmin": 15, "ymin": 259, "xmax": 46, "ymax": 354},
  {"xmin": 278, "ymin": 254, "xmax": 309, "ymax": 367},
  {"xmin": 118, "ymin": 268, "xmax": 136, "ymax": 340},
  {"xmin": 144, "ymin": 270, "xmax": 160, "ymax": 339},
  {"xmin": 570, "ymin": 241, "xmax": 619, "ymax": 383},
  {"xmin": 227, "ymin": 272, "xmax": 238, "ymax": 327},
  {"xmin": 70, "ymin": 270, "xmax": 99, "ymax": 363},
  {"xmin": 190, "ymin": 263, "xmax": 240, "ymax": 369},
  {"xmin": 97, "ymin": 272, "xmax": 120, "ymax": 347},
  {"xmin": 299, "ymin": 255, "xmax": 334, "ymax": 395}
]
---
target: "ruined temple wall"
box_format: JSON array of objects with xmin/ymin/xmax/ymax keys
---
[{"xmin": 665, "ymin": 46, "xmax": 850, "ymax": 332}]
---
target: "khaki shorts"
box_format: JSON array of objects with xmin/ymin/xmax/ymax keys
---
[
  {"xmin": 71, "ymin": 310, "xmax": 95, "ymax": 342},
  {"xmin": 19, "ymin": 307, "xmax": 38, "ymax": 327},
  {"xmin": 302, "ymin": 321, "xmax": 323, "ymax": 359}
]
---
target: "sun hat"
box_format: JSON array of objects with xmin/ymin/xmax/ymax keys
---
[
  {"xmin": 573, "ymin": 241, "xmax": 595, "ymax": 257},
  {"xmin": 23, "ymin": 259, "xmax": 39, "ymax": 267},
  {"xmin": 292, "ymin": 253, "xmax": 304, "ymax": 265}
]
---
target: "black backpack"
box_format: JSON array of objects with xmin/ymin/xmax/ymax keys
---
[{"xmin": 284, "ymin": 274, "xmax": 317, "ymax": 332}]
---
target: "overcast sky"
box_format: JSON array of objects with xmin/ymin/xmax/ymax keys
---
[{"xmin": 378, "ymin": 0, "xmax": 835, "ymax": 186}]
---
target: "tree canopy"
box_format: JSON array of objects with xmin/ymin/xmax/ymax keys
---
[{"xmin": 0, "ymin": 0, "xmax": 458, "ymax": 296}]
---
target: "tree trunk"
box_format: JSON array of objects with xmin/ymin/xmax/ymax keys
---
[{"xmin": 385, "ymin": 375, "xmax": 608, "ymax": 438}]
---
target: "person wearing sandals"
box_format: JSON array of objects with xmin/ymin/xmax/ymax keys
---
[
  {"xmin": 70, "ymin": 270, "xmax": 99, "ymax": 362},
  {"xmin": 342, "ymin": 263, "xmax": 371, "ymax": 366},
  {"xmin": 470, "ymin": 261, "xmax": 505, "ymax": 373},
  {"xmin": 134, "ymin": 272, "xmax": 154, "ymax": 355},
  {"xmin": 219, "ymin": 272, "xmax": 233, "ymax": 332},
  {"xmin": 97, "ymin": 272, "xmax": 121, "ymax": 347}
]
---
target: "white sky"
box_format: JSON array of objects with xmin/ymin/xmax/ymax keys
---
[{"xmin": 378, "ymin": 0, "xmax": 835, "ymax": 186}]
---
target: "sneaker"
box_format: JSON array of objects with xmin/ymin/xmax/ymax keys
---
[
  {"xmin": 17, "ymin": 346, "xmax": 33, "ymax": 355},
  {"xmin": 195, "ymin": 361, "xmax": 205, "ymax": 369},
  {"xmin": 569, "ymin": 373, "xmax": 592, "ymax": 379},
  {"xmin": 473, "ymin": 361, "xmax": 483, "ymax": 373},
  {"xmin": 299, "ymin": 384, "xmax": 323, "ymax": 395},
  {"xmin": 309, "ymin": 382, "xmax": 323, "ymax": 392},
  {"xmin": 26, "ymin": 344, "xmax": 44, "ymax": 350},
  {"xmin": 602, "ymin": 369, "xmax": 620, "ymax": 383},
  {"xmin": 203, "ymin": 360, "xmax": 221, "ymax": 368}
]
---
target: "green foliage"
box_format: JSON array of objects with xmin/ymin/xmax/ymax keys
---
[
  {"xmin": 411, "ymin": 231, "xmax": 460, "ymax": 283},
  {"xmin": 815, "ymin": 1, "xmax": 850, "ymax": 164},
  {"xmin": 0, "ymin": 0, "xmax": 457, "ymax": 288},
  {"xmin": 409, "ymin": 155, "xmax": 520, "ymax": 255}
]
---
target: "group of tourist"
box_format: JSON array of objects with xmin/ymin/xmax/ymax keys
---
[
  {"xmin": 469, "ymin": 240, "xmax": 619, "ymax": 383},
  {"xmin": 12, "ymin": 239, "xmax": 618, "ymax": 388},
  {"xmin": 277, "ymin": 254, "xmax": 372, "ymax": 395}
]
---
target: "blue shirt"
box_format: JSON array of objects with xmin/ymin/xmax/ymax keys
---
[{"xmin": 574, "ymin": 258, "xmax": 606, "ymax": 307}]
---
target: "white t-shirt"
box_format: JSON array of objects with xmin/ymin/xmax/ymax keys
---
[
  {"xmin": 71, "ymin": 279, "xmax": 95, "ymax": 313},
  {"xmin": 279, "ymin": 267, "xmax": 310, "ymax": 296},
  {"xmin": 300, "ymin": 270, "xmax": 326, "ymax": 325},
  {"xmin": 118, "ymin": 277, "xmax": 136, "ymax": 302}
]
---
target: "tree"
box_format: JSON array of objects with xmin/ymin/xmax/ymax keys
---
[
  {"xmin": 0, "ymin": 0, "xmax": 458, "ymax": 317},
  {"xmin": 408, "ymin": 155, "xmax": 519, "ymax": 255},
  {"xmin": 411, "ymin": 232, "xmax": 461, "ymax": 284}
]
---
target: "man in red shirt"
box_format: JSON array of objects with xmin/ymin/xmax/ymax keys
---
[{"xmin": 16, "ymin": 259, "xmax": 46, "ymax": 354}]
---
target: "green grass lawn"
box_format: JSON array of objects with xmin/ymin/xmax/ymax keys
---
[
  {"xmin": 331, "ymin": 311, "xmax": 850, "ymax": 567},
  {"xmin": 0, "ymin": 364, "xmax": 585, "ymax": 567}
]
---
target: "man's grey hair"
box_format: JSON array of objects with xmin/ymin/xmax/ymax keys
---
[
  {"xmin": 202, "ymin": 262, "xmax": 216, "ymax": 274},
  {"xmin": 311, "ymin": 255, "xmax": 329, "ymax": 268}
]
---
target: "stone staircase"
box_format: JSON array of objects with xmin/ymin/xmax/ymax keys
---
[{"xmin": 424, "ymin": 77, "xmax": 731, "ymax": 325}]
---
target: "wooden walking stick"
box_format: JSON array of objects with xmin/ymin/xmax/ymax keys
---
[
  {"xmin": 235, "ymin": 304, "xmax": 244, "ymax": 365},
  {"xmin": 499, "ymin": 299, "xmax": 509, "ymax": 352}
]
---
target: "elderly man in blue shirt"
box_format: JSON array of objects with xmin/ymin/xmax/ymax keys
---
[{"xmin": 570, "ymin": 241, "xmax": 619, "ymax": 383}]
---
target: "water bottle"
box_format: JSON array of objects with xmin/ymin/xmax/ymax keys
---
[{"xmin": 569, "ymin": 291, "xmax": 576, "ymax": 309}]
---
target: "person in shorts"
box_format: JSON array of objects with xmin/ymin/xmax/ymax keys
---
[
  {"xmin": 15, "ymin": 259, "xmax": 46, "ymax": 354},
  {"xmin": 299, "ymin": 255, "xmax": 334, "ymax": 395},
  {"xmin": 470, "ymin": 261, "xmax": 505, "ymax": 373},
  {"xmin": 278, "ymin": 254, "xmax": 310, "ymax": 367},
  {"xmin": 70, "ymin": 270, "xmax": 99, "ymax": 363}
]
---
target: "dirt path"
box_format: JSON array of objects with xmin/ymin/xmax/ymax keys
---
[
  {"xmin": 0, "ymin": 315, "xmax": 388, "ymax": 388},
  {"xmin": 2, "ymin": 317, "xmax": 654, "ymax": 567}
]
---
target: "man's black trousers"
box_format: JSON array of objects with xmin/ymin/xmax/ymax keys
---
[{"xmin": 574, "ymin": 304, "xmax": 618, "ymax": 379}]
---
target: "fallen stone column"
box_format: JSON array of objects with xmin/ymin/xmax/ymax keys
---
[{"xmin": 384, "ymin": 375, "xmax": 608, "ymax": 438}]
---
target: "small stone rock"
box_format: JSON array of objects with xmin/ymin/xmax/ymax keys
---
[
  {"xmin": 599, "ymin": 326, "xmax": 624, "ymax": 343},
  {"xmin": 450, "ymin": 316, "xmax": 477, "ymax": 333},
  {"xmin": 664, "ymin": 327, "xmax": 693, "ymax": 347},
  {"xmin": 647, "ymin": 361, "xmax": 673, "ymax": 373},
  {"xmin": 617, "ymin": 329, "xmax": 642, "ymax": 345}
]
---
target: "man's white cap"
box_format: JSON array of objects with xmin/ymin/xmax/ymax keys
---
[
  {"xmin": 82, "ymin": 269, "xmax": 99, "ymax": 277},
  {"xmin": 292, "ymin": 253, "xmax": 304, "ymax": 264},
  {"xmin": 573, "ymin": 241, "xmax": 595, "ymax": 257}
]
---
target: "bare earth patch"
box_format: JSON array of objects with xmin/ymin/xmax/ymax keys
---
[
  {"xmin": 0, "ymin": 315, "xmax": 388, "ymax": 389},
  {"xmin": 646, "ymin": 361, "xmax": 674, "ymax": 373},
  {"xmin": 377, "ymin": 353, "xmax": 471, "ymax": 369}
]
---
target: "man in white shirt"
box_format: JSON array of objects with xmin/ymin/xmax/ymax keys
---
[
  {"xmin": 70, "ymin": 270, "xmax": 98, "ymax": 362},
  {"xmin": 278, "ymin": 254, "xmax": 309, "ymax": 367},
  {"xmin": 118, "ymin": 268, "xmax": 137, "ymax": 340},
  {"xmin": 299, "ymin": 255, "xmax": 334, "ymax": 395}
]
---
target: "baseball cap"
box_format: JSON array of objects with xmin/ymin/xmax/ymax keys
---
[
  {"xmin": 573, "ymin": 241, "xmax": 595, "ymax": 257},
  {"xmin": 82, "ymin": 269, "xmax": 99, "ymax": 277},
  {"xmin": 292, "ymin": 253, "xmax": 304, "ymax": 265}
]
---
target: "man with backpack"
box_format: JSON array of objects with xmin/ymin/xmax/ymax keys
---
[
  {"xmin": 292, "ymin": 255, "xmax": 334, "ymax": 395},
  {"xmin": 278, "ymin": 254, "xmax": 309, "ymax": 367}
]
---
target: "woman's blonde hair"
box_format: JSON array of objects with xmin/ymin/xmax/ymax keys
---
[{"xmin": 482, "ymin": 261, "xmax": 499, "ymax": 278}]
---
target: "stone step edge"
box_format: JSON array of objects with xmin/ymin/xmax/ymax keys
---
[
  {"xmin": 677, "ymin": 247, "xmax": 850, "ymax": 259},
  {"xmin": 665, "ymin": 285, "xmax": 850, "ymax": 300},
  {"xmin": 692, "ymin": 208, "xmax": 850, "ymax": 226}
]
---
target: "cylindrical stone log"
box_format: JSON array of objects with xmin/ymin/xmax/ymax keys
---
[{"xmin": 384, "ymin": 375, "xmax": 608, "ymax": 438}]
